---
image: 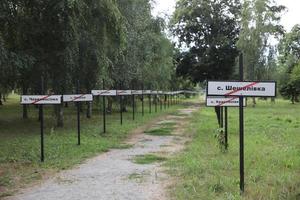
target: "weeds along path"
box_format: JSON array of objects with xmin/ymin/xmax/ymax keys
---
[{"xmin": 6, "ymin": 104, "xmax": 199, "ymax": 200}]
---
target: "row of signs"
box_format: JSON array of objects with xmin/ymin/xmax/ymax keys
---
[
  {"xmin": 206, "ymin": 81, "xmax": 276, "ymax": 107},
  {"xmin": 21, "ymin": 90, "xmax": 193, "ymax": 105}
]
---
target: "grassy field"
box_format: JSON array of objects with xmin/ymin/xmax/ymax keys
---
[
  {"xmin": 0, "ymin": 94, "xmax": 184, "ymax": 198},
  {"xmin": 167, "ymin": 99, "xmax": 300, "ymax": 200}
]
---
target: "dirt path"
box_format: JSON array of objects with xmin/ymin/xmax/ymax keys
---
[{"xmin": 6, "ymin": 105, "xmax": 199, "ymax": 200}]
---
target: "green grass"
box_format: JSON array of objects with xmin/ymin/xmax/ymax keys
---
[
  {"xmin": 0, "ymin": 94, "xmax": 185, "ymax": 198},
  {"xmin": 167, "ymin": 99, "xmax": 300, "ymax": 200},
  {"xmin": 144, "ymin": 120, "xmax": 177, "ymax": 136},
  {"xmin": 133, "ymin": 154, "xmax": 167, "ymax": 164},
  {"xmin": 144, "ymin": 127, "xmax": 174, "ymax": 136}
]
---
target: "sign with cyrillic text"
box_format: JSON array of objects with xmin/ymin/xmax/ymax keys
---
[
  {"xmin": 117, "ymin": 90, "xmax": 132, "ymax": 95},
  {"xmin": 143, "ymin": 90, "xmax": 151, "ymax": 94},
  {"xmin": 63, "ymin": 94, "xmax": 93, "ymax": 102},
  {"xmin": 206, "ymin": 96, "xmax": 246, "ymax": 107},
  {"xmin": 207, "ymin": 81, "xmax": 276, "ymax": 97},
  {"xmin": 21, "ymin": 95, "xmax": 62, "ymax": 105},
  {"xmin": 132, "ymin": 90, "xmax": 143, "ymax": 95},
  {"xmin": 92, "ymin": 90, "xmax": 117, "ymax": 96}
]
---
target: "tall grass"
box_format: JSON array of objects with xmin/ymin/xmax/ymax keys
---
[{"xmin": 167, "ymin": 99, "xmax": 300, "ymax": 200}]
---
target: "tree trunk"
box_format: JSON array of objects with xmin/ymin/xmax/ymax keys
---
[
  {"xmin": 55, "ymin": 104, "xmax": 64, "ymax": 127},
  {"xmin": 86, "ymin": 102, "xmax": 92, "ymax": 118}
]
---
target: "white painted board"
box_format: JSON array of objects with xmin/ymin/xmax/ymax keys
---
[
  {"xmin": 143, "ymin": 90, "xmax": 151, "ymax": 94},
  {"xmin": 207, "ymin": 81, "xmax": 276, "ymax": 97},
  {"xmin": 117, "ymin": 90, "xmax": 132, "ymax": 95},
  {"xmin": 91, "ymin": 90, "xmax": 117, "ymax": 96},
  {"xmin": 132, "ymin": 90, "xmax": 143, "ymax": 95},
  {"xmin": 63, "ymin": 94, "xmax": 93, "ymax": 102},
  {"xmin": 206, "ymin": 96, "xmax": 246, "ymax": 107},
  {"xmin": 21, "ymin": 95, "xmax": 62, "ymax": 105}
]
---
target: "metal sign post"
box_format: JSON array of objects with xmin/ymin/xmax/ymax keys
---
[
  {"xmin": 239, "ymin": 54, "xmax": 245, "ymax": 193},
  {"xmin": 91, "ymin": 89, "xmax": 116, "ymax": 132},
  {"xmin": 76, "ymin": 80, "xmax": 81, "ymax": 144},
  {"xmin": 63, "ymin": 93, "xmax": 93, "ymax": 144},
  {"xmin": 40, "ymin": 77, "xmax": 44, "ymax": 162},
  {"xmin": 142, "ymin": 85, "xmax": 144, "ymax": 116},
  {"xmin": 206, "ymin": 54, "xmax": 276, "ymax": 193},
  {"xmin": 225, "ymin": 107, "xmax": 228, "ymax": 150},
  {"xmin": 149, "ymin": 94, "xmax": 151, "ymax": 113},
  {"xmin": 103, "ymin": 79, "xmax": 106, "ymax": 133},
  {"xmin": 132, "ymin": 89, "xmax": 135, "ymax": 121},
  {"xmin": 21, "ymin": 80, "xmax": 62, "ymax": 162}
]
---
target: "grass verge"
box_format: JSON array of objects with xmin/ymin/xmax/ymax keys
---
[
  {"xmin": 0, "ymin": 94, "xmax": 186, "ymax": 198},
  {"xmin": 167, "ymin": 99, "xmax": 300, "ymax": 200},
  {"xmin": 133, "ymin": 154, "xmax": 167, "ymax": 164}
]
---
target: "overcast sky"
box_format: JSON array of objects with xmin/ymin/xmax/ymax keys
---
[{"xmin": 151, "ymin": 0, "xmax": 300, "ymax": 32}]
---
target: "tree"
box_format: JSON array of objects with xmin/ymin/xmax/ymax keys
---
[
  {"xmin": 170, "ymin": 0, "xmax": 241, "ymax": 82},
  {"xmin": 279, "ymin": 25, "xmax": 300, "ymax": 103}
]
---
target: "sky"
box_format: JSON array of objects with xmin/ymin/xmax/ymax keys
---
[{"xmin": 151, "ymin": 0, "xmax": 300, "ymax": 32}]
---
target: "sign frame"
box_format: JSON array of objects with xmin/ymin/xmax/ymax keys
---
[
  {"xmin": 21, "ymin": 95, "xmax": 62, "ymax": 105},
  {"xmin": 206, "ymin": 96, "xmax": 246, "ymax": 107},
  {"xmin": 63, "ymin": 94, "xmax": 93, "ymax": 102},
  {"xmin": 206, "ymin": 80, "xmax": 277, "ymax": 98},
  {"xmin": 92, "ymin": 90, "xmax": 117, "ymax": 96}
]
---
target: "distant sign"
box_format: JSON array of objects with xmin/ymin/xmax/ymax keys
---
[
  {"xmin": 63, "ymin": 94, "xmax": 93, "ymax": 102},
  {"xmin": 207, "ymin": 81, "xmax": 276, "ymax": 97},
  {"xmin": 143, "ymin": 90, "xmax": 151, "ymax": 94},
  {"xmin": 117, "ymin": 90, "xmax": 132, "ymax": 95},
  {"xmin": 132, "ymin": 90, "xmax": 143, "ymax": 95},
  {"xmin": 92, "ymin": 90, "xmax": 117, "ymax": 96},
  {"xmin": 206, "ymin": 96, "xmax": 246, "ymax": 107},
  {"xmin": 21, "ymin": 95, "xmax": 62, "ymax": 105}
]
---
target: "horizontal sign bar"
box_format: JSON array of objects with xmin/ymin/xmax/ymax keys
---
[
  {"xmin": 21, "ymin": 95, "xmax": 62, "ymax": 105},
  {"xmin": 143, "ymin": 90, "xmax": 151, "ymax": 94},
  {"xmin": 132, "ymin": 90, "xmax": 143, "ymax": 95},
  {"xmin": 151, "ymin": 91, "xmax": 158, "ymax": 94},
  {"xmin": 207, "ymin": 81, "xmax": 276, "ymax": 97},
  {"xmin": 117, "ymin": 90, "xmax": 132, "ymax": 95},
  {"xmin": 92, "ymin": 90, "xmax": 117, "ymax": 96},
  {"xmin": 63, "ymin": 94, "xmax": 93, "ymax": 102},
  {"xmin": 206, "ymin": 96, "xmax": 246, "ymax": 107}
]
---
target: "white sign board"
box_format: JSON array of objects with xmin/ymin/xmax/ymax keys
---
[
  {"xmin": 117, "ymin": 90, "xmax": 132, "ymax": 95},
  {"xmin": 92, "ymin": 90, "xmax": 117, "ymax": 96},
  {"xmin": 206, "ymin": 96, "xmax": 246, "ymax": 107},
  {"xmin": 143, "ymin": 90, "xmax": 151, "ymax": 94},
  {"xmin": 207, "ymin": 81, "xmax": 276, "ymax": 97},
  {"xmin": 63, "ymin": 94, "xmax": 93, "ymax": 102},
  {"xmin": 132, "ymin": 90, "xmax": 143, "ymax": 95},
  {"xmin": 21, "ymin": 95, "xmax": 62, "ymax": 105},
  {"xmin": 151, "ymin": 91, "xmax": 158, "ymax": 94}
]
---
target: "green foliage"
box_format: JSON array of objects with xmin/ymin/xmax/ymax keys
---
[
  {"xmin": 171, "ymin": 0, "xmax": 241, "ymax": 82},
  {"xmin": 237, "ymin": 0, "xmax": 285, "ymax": 80},
  {"xmin": 279, "ymin": 25, "xmax": 300, "ymax": 102},
  {"xmin": 0, "ymin": 0, "xmax": 176, "ymax": 125}
]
